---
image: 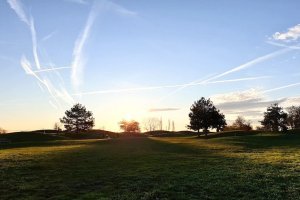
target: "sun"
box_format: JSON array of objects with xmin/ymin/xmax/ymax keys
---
[{"xmin": 124, "ymin": 113, "xmax": 133, "ymax": 121}]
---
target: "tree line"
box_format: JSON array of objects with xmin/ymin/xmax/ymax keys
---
[
  {"xmin": 14, "ymin": 97, "xmax": 296, "ymax": 134},
  {"xmin": 187, "ymin": 98, "xmax": 300, "ymax": 135}
]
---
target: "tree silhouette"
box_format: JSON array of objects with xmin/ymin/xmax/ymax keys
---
[
  {"xmin": 287, "ymin": 106, "xmax": 300, "ymax": 129},
  {"xmin": 60, "ymin": 103, "xmax": 95, "ymax": 133},
  {"xmin": 0, "ymin": 127, "xmax": 6, "ymax": 134},
  {"xmin": 187, "ymin": 97, "xmax": 226, "ymax": 136},
  {"xmin": 143, "ymin": 117, "xmax": 160, "ymax": 132},
  {"xmin": 54, "ymin": 122, "xmax": 62, "ymax": 133},
  {"xmin": 232, "ymin": 116, "xmax": 252, "ymax": 131},
  {"xmin": 260, "ymin": 104, "xmax": 287, "ymax": 132},
  {"xmin": 119, "ymin": 120, "xmax": 140, "ymax": 133},
  {"xmin": 212, "ymin": 111, "xmax": 227, "ymax": 132}
]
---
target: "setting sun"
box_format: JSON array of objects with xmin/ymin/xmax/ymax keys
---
[{"xmin": 124, "ymin": 113, "xmax": 133, "ymax": 121}]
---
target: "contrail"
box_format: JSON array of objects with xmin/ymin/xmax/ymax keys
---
[
  {"xmin": 20, "ymin": 56, "xmax": 74, "ymax": 106},
  {"xmin": 157, "ymin": 73, "xmax": 216, "ymax": 102},
  {"xmin": 71, "ymin": 1, "xmax": 99, "ymax": 88},
  {"xmin": 32, "ymin": 66, "xmax": 71, "ymax": 73},
  {"xmin": 71, "ymin": 0, "xmax": 136, "ymax": 88},
  {"xmin": 201, "ymin": 48, "xmax": 292, "ymax": 84},
  {"xmin": 7, "ymin": 0, "xmax": 41, "ymax": 69},
  {"xmin": 157, "ymin": 48, "xmax": 293, "ymax": 102},
  {"xmin": 41, "ymin": 30, "xmax": 58, "ymax": 42},
  {"xmin": 263, "ymin": 82, "xmax": 300, "ymax": 93},
  {"xmin": 7, "ymin": 0, "xmax": 29, "ymax": 25},
  {"xmin": 29, "ymin": 17, "xmax": 41, "ymax": 69},
  {"xmin": 20, "ymin": 56, "xmax": 45, "ymax": 84},
  {"xmin": 8, "ymin": 0, "xmax": 75, "ymax": 108},
  {"xmin": 72, "ymin": 76, "xmax": 269, "ymax": 96},
  {"xmin": 266, "ymin": 41, "xmax": 300, "ymax": 50}
]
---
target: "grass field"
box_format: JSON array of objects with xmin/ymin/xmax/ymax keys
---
[{"xmin": 0, "ymin": 133, "xmax": 299, "ymax": 199}]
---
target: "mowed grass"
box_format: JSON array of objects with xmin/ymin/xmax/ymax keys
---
[{"xmin": 0, "ymin": 133, "xmax": 299, "ymax": 200}]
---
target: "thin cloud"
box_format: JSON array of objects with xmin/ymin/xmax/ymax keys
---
[
  {"xmin": 64, "ymin": 0, "xmax": 89, "ymax": 5},
  {"xmin": 109, "ymin": 1, "xmax": 137, "ymax": 16},
  {"xmin": 149, "ymin": 108, "xmax": 180, "ymax": 112},
  {"xmin": 202, "ymin": 48, "xmax": 292, "ymax": 84},
  {"xmin": 7, "ymin": 0, "xmax": 29, "ymax": 25},
  {"xmin": 157, "ymin": 73, "xmax": 216, "ymax": 103},
  {"xmin": 72, "ymin": 76, "xmax": 269, "ymax": 96},
  {"xmin": 20, "ymin": 56, "xmax": 44, "ymax": 83},
  {"xmin": 7, "ymin": 0, "xmax": 41, "ymax": 69},
  {"xmin": 49, "ymin": 100, "xmax": 58, "ymax": 110},
  {"xmin": 273, "ymin": 24, "xmax": 300, "ymax": 41},
  {"xmin": 266, "ymin": 41, "xmax": 300, "ymax": 49},
  {"xmin": 32, "ymin": 66, "xmax": 71, "ymax": 73},
  {"xmin": 206, "ymin": 76, "xmax": 271, "ymax": 84},
  {"xmin": 263, "ymin": 82, "xmax": 300, "ymax": 94},
  {"xmin": 71, "ymin": 1, "xmax": 99, "ymax": 88},
  {"xmin": 210, "ymin": 89, "xmax": 289, "ymax": 125},
  {"xmin": 29, "ymin": 18, "xmax": 41, "ymax": 69},
  {"xmin": 41, "ymin": 30, "xmax": 58, "ymax": 42},
  {"xmin": 71, "ymin": 0, "xmax": 136, "ymax": 89},
  {"xmin": 20, "ymin": 56, "xmax": 74, "ymax": 106},
  {"xmin": 157, "ymin": 48, "xmax": 292, "ymax": 103},
  {"xmin": 8, "ymin": 0, "xmax": 74, "ymax": 108}
]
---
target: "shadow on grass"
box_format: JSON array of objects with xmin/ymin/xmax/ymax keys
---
[
  {"xmin": 0, "ymin": 137, "xmax": 299, "ymax": 200},
  {"xmin": 210, "ymin": 133, "xmax": 300, "ymax": 150}
]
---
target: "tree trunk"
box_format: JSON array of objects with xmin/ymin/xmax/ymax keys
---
[{"xmin": 204, "ymin": 128, "xmax": 208, "ymax": 137}]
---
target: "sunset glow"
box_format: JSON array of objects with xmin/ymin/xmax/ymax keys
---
[{"xmin": 1, "ymin": 0, "xmax": 300, "ymax": 132}]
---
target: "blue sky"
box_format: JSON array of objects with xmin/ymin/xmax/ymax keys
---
[{"xmin": 1, "ymin": 0, "xmax": 300, "ymax": 132}]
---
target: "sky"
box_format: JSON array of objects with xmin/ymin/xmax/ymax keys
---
[{"xmin": 1, "ymin": 0, "xmax": 300, "ymax": 132}]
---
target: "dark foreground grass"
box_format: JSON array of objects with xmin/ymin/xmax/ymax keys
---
[{"xmin": 0, "ymin": 133, "xmax": 299, "ymax": 199}]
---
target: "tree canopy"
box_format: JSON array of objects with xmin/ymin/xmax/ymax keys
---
[
  {"xmin": 260, "ymin": 103, "xmax": 287, "ymax": 132},
  {"xmin": 230, "ymin": 116, "xmax": 252, "ymax": 131},
  {"xmin": 187, "ymin": 97, "xmax": 226, "ymax": 135},
  {"xmin": 0, "ymin": 127, "xmax": 6, "ymax": 134},
  {"xmin": 287, "ymin": 106, "xmax": 300, "ymax": 129},
  {"xmin": 60, "ymin": 103, "xmax": 95, "ymax": 133},
  {"xmin": 119, "ymin": 120, "xmax": 140, "ymax": 133}
]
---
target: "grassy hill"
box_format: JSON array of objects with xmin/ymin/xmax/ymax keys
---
[{"xmin": 0, "ymin": 131, "xmax": 299, "ymax": 199}]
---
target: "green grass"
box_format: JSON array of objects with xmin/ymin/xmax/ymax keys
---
[{"xmin": 0, "ymin": 133, "xmax": 299, "ymax": 199}]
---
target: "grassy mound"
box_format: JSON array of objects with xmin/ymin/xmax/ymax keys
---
[{"xmin": 0, "ymin": 131, "xmax": 66, "ymax": 143}]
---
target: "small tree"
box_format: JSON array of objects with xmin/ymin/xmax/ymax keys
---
[
  {"xmin": 260, "ymin": 104, "xmax": 288, "ymax": 132},
  {"xmin": 119, "ymin": 120, "xmax": 140, "ymax": 133},
  {"xmin": 231, "ymin": 116, "xmax": 252, "ymax": 131},
  {"xmin": 60, "ymin": 103, "xmax": 95, "ymax": 133},
  {"xmin": 0, "ymin": 127, "xmax": 7, "ymax": 134},
  {"xmin": 287, "ymin": 106, "xmax": 300, "ymax": 129},
  {"xmin": 187, "ymin": 97, "xmax": 226, "ymax": 136},
  {"xmin": 54, "ymin": 122, "xmax": 62, "ymax": 133}
]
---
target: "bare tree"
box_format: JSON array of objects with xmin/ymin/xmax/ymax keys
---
[
  {"xmin": 54, "ymin": 122, "xmax": 62, "ymax": 133},
  {"xmin": 172, "ymin": 121, "xmax": 175, "ymax": 132},
  {"xmin": 143, "ymin": 117, "xmax": 160, "ymax": 132},
  {"xmin": 167, "ymin": 119, "xmax": 171, "ymax": 131},
  {"xmin": 159, "ymin": 117, "xmax": 163, "ymax": 130},
  {"xmin": 232, "ymin": 116, "xmax": 252, "ymax": 131},
  {"xmin": 287, "ymin": 106, "xmax": 300, "ymax": 129}
]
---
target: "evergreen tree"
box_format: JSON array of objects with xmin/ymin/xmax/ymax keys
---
[
  {"xmin": 60, "ymin": 103, "xmax": 95, "ymax": 133},
  {"xmin": 187, "ymin": 97, "xmax": 226, "ymax": 136},
  {"xmin": 260, "ymin": 104, "xmax": 287, "ymax": 132}
]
